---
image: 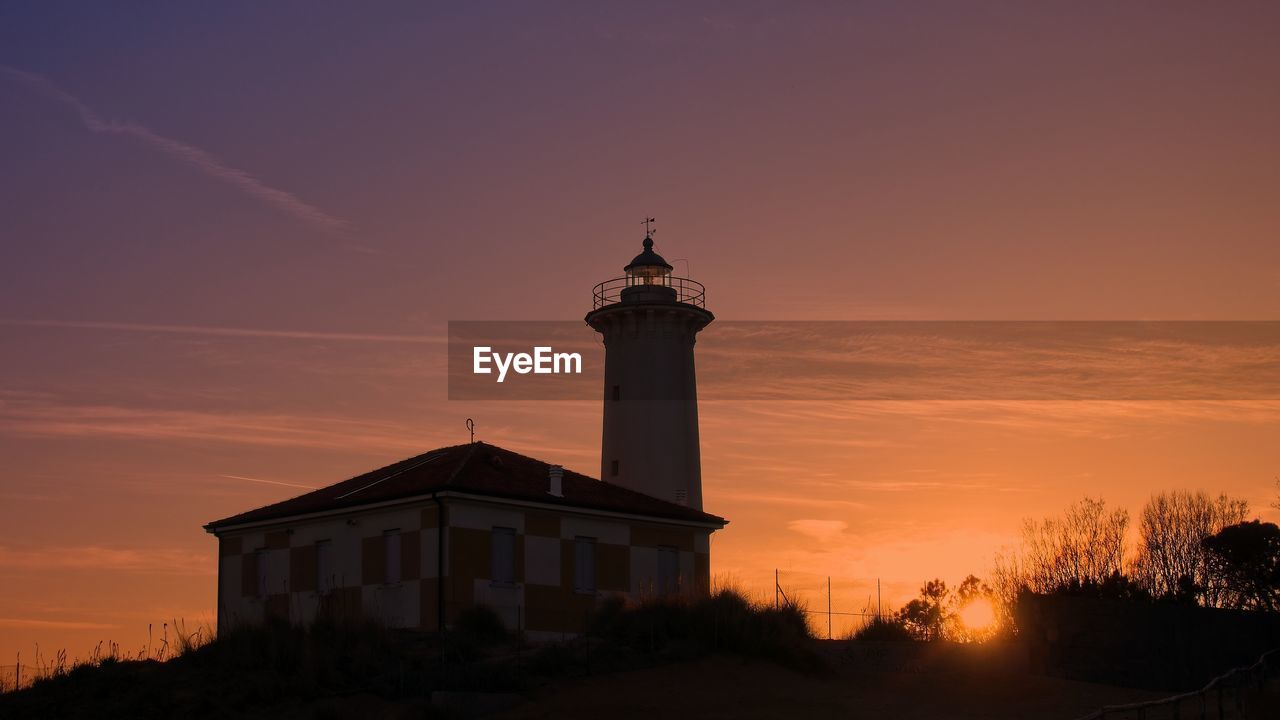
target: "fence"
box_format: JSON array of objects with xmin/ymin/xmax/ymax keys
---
[
  {"xmin": 1075, "ymin": 648, "xmax": 1280, "ymax": 720},
  {"xmin": 773, "ymin": 569, "xmax": 887, "ymax": 639},
  {"xmin": 1019, "ymin": 594, "xmax": 1280, "ymax": 691}
]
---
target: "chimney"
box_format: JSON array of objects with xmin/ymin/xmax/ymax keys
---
[{"xmin": 548, "ymin": 464, "xmax": 564, "ymax": 497}]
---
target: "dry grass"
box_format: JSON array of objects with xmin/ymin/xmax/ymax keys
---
[
  {"xmin": 0, "ymin": 618, "xmax": 213, "ymax": 694},
  {"xmin": 0, "ymin": 592, "xmax": 821, "ymax": 717}
]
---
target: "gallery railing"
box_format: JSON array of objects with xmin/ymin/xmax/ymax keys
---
[{"xmin": 591, "ymin": 276, "xmax": 706, "ymax": 310}]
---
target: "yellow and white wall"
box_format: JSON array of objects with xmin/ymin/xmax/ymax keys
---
[{"xmin": 214, "ymin": 494, "xmax": 714, "ymax": 638}]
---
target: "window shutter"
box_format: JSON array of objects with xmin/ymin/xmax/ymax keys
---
[
  {"xmin": 575, "ymin": 537, "xmax": 597, "ymax": 593},
  {"xmin": 316, "ymin": 540, "xmax": 333, "ymax": 594},
  {"xmin": 491, "ymin": 527, "xmax": 516, "ymax": 585},
  {"xmin": 383, "ymin": 530, "xmax": 401, "ymax": 585}
]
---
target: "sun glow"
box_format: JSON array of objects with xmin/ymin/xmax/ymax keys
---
[{"xmin": 958, "ymin": 597, "xmax": 997, "ymax": 633}]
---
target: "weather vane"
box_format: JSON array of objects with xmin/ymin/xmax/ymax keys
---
[{"xmin": 642, "ymin": 217, "xmax": 656, "ymax": 237}]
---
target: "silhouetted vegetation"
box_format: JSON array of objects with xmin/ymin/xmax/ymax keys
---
[
  {"xmin": 1133, "ymin": 491, "xmax": 1249, "ymax": 605},
  {"xmin": 992, "ymin": 497, "xmax": 1130, "ymax": 609},
  {"xmin": 452, "ymin": 603, "xmax": 511, "ymax": 647},
  {"xmin": 590, "ymin": 587, "xmax": 820, "ymax": 671},
  {"xmin": 889, "ymin": 575, "xmax": 1000, "ymax": 642},
  {"xmin": 0, "ymin": 617, "xmax": 443, "ymax": 718},
  {"xmin": 990, "ymin": 490, "xmax": 1275, "ymax": 631},
  {"xmin": 849, "ymin": 615, "xmax": 914, "ymax": 642},
  {"xmin": 1202, "ymin": 520, "xmax": 1280, "ymax": 612},
  {"xmin": 0, "ymin": 589, "xmax": 822, "ymax": 717}
]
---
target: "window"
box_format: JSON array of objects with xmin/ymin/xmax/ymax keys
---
[
  {"xmin": 316, "ymin": 540, "xmax": 333, "ymax": 594},
  {"xmin": 610, "ymin": 459, "xmax": 619, "ymax": 477},
  {"xmin": 658, "ymin": 546, "xmax": 679, "ymax": 596},
  {"xmin": 383, "ymin": 530, "xmax": 401, "ymax": 585},
  {"xmin": 491, "ymin": 527, "xmax": 516, "ymax": 586},
  {"xmin": 574, "ymin": 536, "xmax": 597, "ymax": 594},
  {"xmin": 255, "ymin": 548, "xmax": 269, "ymax": 598}
]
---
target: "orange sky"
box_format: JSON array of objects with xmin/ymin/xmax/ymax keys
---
[{"xmin": 2, "ymin": 2, "xmax": 1279, "ymax": 659}]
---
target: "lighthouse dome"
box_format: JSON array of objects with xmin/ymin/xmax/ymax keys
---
[{"xmin": 624, "ymin": 237, "xmax": 674, "ymax": 273}]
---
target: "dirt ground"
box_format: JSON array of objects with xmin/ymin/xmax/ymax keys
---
[{"xmin": 494, "ymin": 655, "xmax": 1167, "ymax": 720}]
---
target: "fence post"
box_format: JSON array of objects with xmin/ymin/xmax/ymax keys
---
[{"xmin": 827, "ymin": 576, "xmax": 832, "ymax": 640}]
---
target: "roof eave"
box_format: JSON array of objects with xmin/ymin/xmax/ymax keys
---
[{"xmin": 205, "ymin": 488, "xmax": 726, "ymax": 534}]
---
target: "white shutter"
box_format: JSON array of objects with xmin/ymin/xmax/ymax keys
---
[
  {"xmin": 491, "ymin": 527, "xmax": 516, "ymax": 585},
  {"xmin": 316, "ymin": 540, "xmax": 333, "ymax": 594},
  {"xmin": 575, "ymin": 537, "xmax": 596, "ymax": 594},
  {"xmin": 255, "ymin": 548, "xmax": 269, "ymax": 598},
  {"xmin": 658, "ymin": 546, "xmax": 679, "ymax": 596},
  {"xmin": 383, "ymin": 530, "xmax": 401, "ymax": 585}
]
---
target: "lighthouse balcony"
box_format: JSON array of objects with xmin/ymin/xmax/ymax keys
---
[{"xmin": 592, "ymin": 276, "xmax": 706, "ymax": 310}]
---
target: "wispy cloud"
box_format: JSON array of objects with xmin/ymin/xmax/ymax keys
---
[
  {"xmin": 218, "ymin": 474, "xmax": 317, "ymax": 491},
  {"xmin": 717, "ymin": 492, "xmax": 867, "ymax": 509},
  {"xmin": 0, "ymin": 398, "xmax": 432, "ymax": 453},
  {"xmin": 0, "ymin": 319, "xmax": 444, "ymax": 344},
  {"xmin": 0, "ymin": 545, "xmax": 211, "ymax": 576},
  {"xmin": 787, "ymin": 519, "xmax": 850, "ymax": 544},
  {"xmin": 0, "ymin": 617, "xmax": 121, "ymax": 630},
  {"xmin": 1, "ymin": 65, "xmax": 349, "ymax": 233}
]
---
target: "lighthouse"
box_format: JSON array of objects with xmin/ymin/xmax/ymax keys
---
[{"xmin": 586, "ymin": 224, "xmax": 714, "ymax": 509}]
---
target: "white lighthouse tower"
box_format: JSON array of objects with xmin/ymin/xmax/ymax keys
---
[{"xmin": 586, "ymin": 223, "xmax": 714, "ymax": 509}]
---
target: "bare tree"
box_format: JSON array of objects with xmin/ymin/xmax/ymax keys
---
[
  {"xmin": 1132, "ymin": 490, "xmax": 1248, "ymax": 606},
  {"xmin": 991, "ymin": 548, "xmax": 1024, "ymax": 629},
  {"xmin": 1015, "ymin": 497, "xmax": 1130, "ymax": 593},
  {"xmin": 991, "ymin": 496, "xmax": 1131, "ymax": 633}
]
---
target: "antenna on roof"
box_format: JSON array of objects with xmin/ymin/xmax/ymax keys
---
[
  {"xmin": 642, "ymin": 216, "xmax": 655, "ymax": 238},
  {"xmin": 465, "ymin": 417, "xmax": 475, "ymax": 444}
]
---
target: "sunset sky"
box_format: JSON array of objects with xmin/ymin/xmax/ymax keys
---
[{"xmin": 2, "ymin": 2, "xmax": 1279, "ymax": 661}]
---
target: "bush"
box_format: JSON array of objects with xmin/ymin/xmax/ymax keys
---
[
  {"xmin": 850, "ymin": 616, "xmax": 914, "ymax": 642},
  {"xmin": 453, "ymin": 604, "xmax": 509, "ymax": 646},
  {"xmin": 590, "ymin": 589, "xmax": 821, "ymax": 671}
]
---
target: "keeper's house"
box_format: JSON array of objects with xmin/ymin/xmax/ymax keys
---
[
  {"xmin": 206, "ymin": 231, "xmax": 724, "ymax": 636},
  {"xmin": 204, "ymin": 442, "xmax": 725, "ymax": 636}
]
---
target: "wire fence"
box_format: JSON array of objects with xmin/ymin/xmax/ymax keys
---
[
  {"xmin": 1074, "ymin": 648, "xmax": 1280, "ymax": 720},
  {"xmin": 772, "ymin": 569, "xmax": 888, "ymax": 639}
]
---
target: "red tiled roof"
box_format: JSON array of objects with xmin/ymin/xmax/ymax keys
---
[{"xmin": 205, "ymin": 442, "xmax": 726, "ymax": 531}]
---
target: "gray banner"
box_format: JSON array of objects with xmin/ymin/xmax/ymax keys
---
[{"xmin": 448, "ymin": 321, "xmax": 1280, "ymax": 401}]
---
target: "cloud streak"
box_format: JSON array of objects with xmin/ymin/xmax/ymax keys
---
[
  {"xmin": 0, "ymin": 545, "xmax": 212, "ymax": 576},
  {"xmin": 0, "ymin": 398, "xmax": 430, "ymax": 453},
  {"xmin": 0, "ymin": 319, "xmax": 444, "ymax": 344},
  {"xmin": 0, "ymin": 617, "xmax": 121, "ymax": 630},
  {"xmin": 218, "ymin": 474, "xmax": 317, "ymax": 491},
  {"xmin": 787, "ymin": 519, "xmax": 850, "ymax": 543},
  {"xmin": 1, "ymin": 65, "xmax": 349, "ymax": 233}
]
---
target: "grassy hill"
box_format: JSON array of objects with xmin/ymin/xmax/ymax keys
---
[{"xmin": 0, "ymin": 591, "xmax": 1170, "ymax": 719}]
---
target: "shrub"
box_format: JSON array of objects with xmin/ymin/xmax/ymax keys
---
[
  {"xmin": 590, "ymin": 589, "xmax": 821, "ymax": 671},
  {"xmin": 453, "ymin": 604, "xmax": 509, "ymax": 646},
  {"xmin": 850, "ymin": 616, "xmax": 914, "ymax": 642}
]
